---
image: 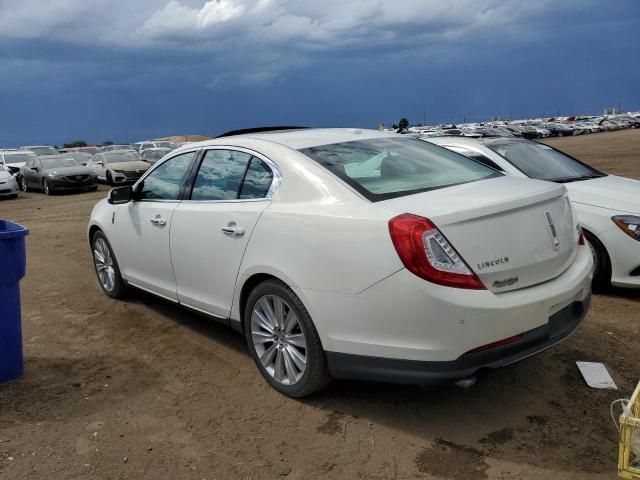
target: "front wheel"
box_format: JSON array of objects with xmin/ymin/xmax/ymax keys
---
[
  {"xmin": 106, "ymin": 171, "xmax": 113, "ymax": 186},
  {"xmin": 584, "ymin": 231, "xmax": 611, "ymax": 290},
  {"xmin": 244, "ymin": 280, "xmax": 331, "ymax": 397},
  {"xmin": 21, "ymin": 177, "xmax": 28, "ymax": 192},
  {"xmin": 91, "ymin": 231, "xmax": 128, "ymax": 298},
  {"xmin": 43, "ymin": 179, "xmax": 52, "ymax": 195}
]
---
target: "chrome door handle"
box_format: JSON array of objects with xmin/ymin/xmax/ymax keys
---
[
  {"xmin": 221, "ymin": 226, "xmax": 245, "ymax": 236},
  {"xmin": 150, "ymin": 216, "xmax": 166, "ymax": 226}
]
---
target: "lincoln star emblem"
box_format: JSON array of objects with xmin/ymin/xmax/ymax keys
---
[{"xmin": 545, "ymin": 211, "xmax": 560, "ymax": 251}]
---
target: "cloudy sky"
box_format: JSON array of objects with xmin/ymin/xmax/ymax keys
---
[{"xmin": 0, "ymin": 0, "xmax": 638, "ymax": 145}]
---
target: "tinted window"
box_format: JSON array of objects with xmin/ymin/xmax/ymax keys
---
[
  {"xmin": 446, "ymin": 146, "xmax": 505, "ymax": 172},
  {"xmin": 191, "ymin": 149, "xmax": 252, "ymax": 200},
  {"xmin": 140, "ymin": 152, "xmax": 195, "ymax": 200},
  {"xmin": 484, "ymin": 140, "xmax": 604, "ymax": 182},
  {"xmin": 239, "ymin": 159, "xmax": 274, "ymax": 199},
  {"xmin": 104, "ymin": 152, "xmax": 139, "ymax": 163},
  {"xmin": 300, "ymin": 137, "xmax": 500, "ymax": 201}
]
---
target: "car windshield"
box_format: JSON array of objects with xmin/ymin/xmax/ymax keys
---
[
  {"xmin": 146, "ymin": 150, "xmax": 168, "ymax": 160},
  {"xmin": 300, "ymin": 137, "xmax": 501, "ymax": 201},
  {"xmin": 155, "ymin": 142, "xmax": 176, "ymax": 149},
  {"xmin": 25, "ymin": 146, "xmax": 58, "ymax": 156},
  {"xmin": 40, "ymin": 157, "xmax": 81, "ymax": 169},
  {"xmin": 3, "ymin": 153, "xmax": 33, "ymax": 164},
  {"xmin": 484, "ymin": 140, "xmax": 605, "ymax": 182},
  {"xmin": 103, "ymin": 152, "xmax": 139, "ymax": 163}
]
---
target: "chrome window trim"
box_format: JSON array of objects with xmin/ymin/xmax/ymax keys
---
[
  {"xmin": 186, "ymin": 145, "xmax": 282, "ymax": 203},
  {"xmin": 131, "ymin": 147, "xmax": 202, "ymax": 203}
]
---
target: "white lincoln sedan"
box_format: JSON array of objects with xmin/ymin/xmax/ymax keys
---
[
  {"xmin": 424, "ymin": 136, "xmax": 640, "ymax": 289},
  {"xmin": 88, "ymin": 128, "xmax": 593, "ymax": 397}
]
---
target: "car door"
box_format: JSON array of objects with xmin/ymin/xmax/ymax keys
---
[
  {"xmin": 170, "ymin": 148, "xmax": 278, "ymax": 318},
  {"xmin": 20, "ymin": 158, "xmax": 32, "ymax": 185},
  {"xmin": 91, "ymin": 154, "xmax": 108, "ymax": 180},
  {"xmin": 25, "ymin": 158, "xmax": 41, "ymax": 188},
  {"xmin": 114, "ymin": 150, "xmax": 198, "ymax": 300}
]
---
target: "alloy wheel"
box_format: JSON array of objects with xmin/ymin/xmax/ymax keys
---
[
  {"xmin": 93, "ymin": 237, "xmax": 116, "ymax": 292},
  {"xmin": 250, "ymin": 294, "xmax": 307, "ymax": 385},
  {"xmin": 43, "ymin": 180, "xmax": 50, "ymax": 195},
  {"xmin": 21, "ymin": 177, "xmax": 28, "ymax": 192}
]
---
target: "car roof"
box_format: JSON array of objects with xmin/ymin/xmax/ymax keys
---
[
  {"xmin": 188, "ymin": 128, "xmax": 399, "ymax": 151},
  {"xmin": 2, "ymin": 150, "xmax": 35, "ymax": 155}
]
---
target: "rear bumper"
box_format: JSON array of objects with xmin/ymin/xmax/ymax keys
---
[{"xmin": 326, "ymin": 296, "xmax": 590, "ymax": 384}]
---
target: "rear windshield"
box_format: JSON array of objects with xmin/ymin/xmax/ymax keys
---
[
  {"xmin": 25, "ymin": 146, "xmax": 58, "ymax": 156},
  {"xmin": 300, "ymin": 137, "xmax": 501, "ymax": 201},
  {"xmin": 484, "ymin": 140, "xmax": 604, "ymax": 182}
]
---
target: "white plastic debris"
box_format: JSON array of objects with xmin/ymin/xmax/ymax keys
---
[{"xmin": 576, "ymin": 361, "xmax": 617, "ymax": 390}]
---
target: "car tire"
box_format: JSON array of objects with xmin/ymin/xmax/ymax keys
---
[
  {"xmin": 244, "ymin": 279, "xmax": 331, "ymax": 398},
  {"xmin": 91, "ymin": 230, "xmax": 128, "ymax": 299},
  {"xmin": 584, "ymin": 230, "xmax": 611, "ymax": 290},
  {"xmin": 106, "ymin": 171, "xmax": 113, "ymax": 186},
  {"xmin": 20, "ymin": 177, "xmax": 28, "ymax": 192},
  {"xmin": 43, "ymin": 179, "xmax": 52, "ymax": 195},
  {"xmin": 90, "ymin": 186, "xmax": 98, "ymax": 192}
]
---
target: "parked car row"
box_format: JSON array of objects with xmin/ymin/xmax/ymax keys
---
[
  {"xmin": 88, "ymin": 127, "xmax": 598, "ymax": 397},
  {"xmin": 403, "ymin": 112, "xmax": 640, "ymax": 139},
  {"xmin": 0, "ymin": 141, "xmax": 181, "ymax": 197}
]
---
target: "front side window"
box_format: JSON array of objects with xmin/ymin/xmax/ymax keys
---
[
  {"xmin": 300, "ymin": 137, "xmax": 500, "ymax": 201},
  {"xmin": 190, "ymin": 149, "xmax": 252, "ymax": 201},
  {"xmin": 139, "ymin": 151, "xmax": 195, "ymax": 200},
  {"xmin": 484, "ymin": 140, "xmax": 605, "ymax": 182}
]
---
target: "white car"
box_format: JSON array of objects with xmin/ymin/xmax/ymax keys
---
[
  {"xmin": 133, "ymin": 141, "xmax": 178, "ymax": 154},
  {"xmin": 87, "ymin": 151, "xmax": 150, "ymax": 185},
  {"xmin": 424, "ymin": 136, "xmax": 640, "ymax": 288},
  {"xmin": 0, "ymin": 164, "xmax": 19, "ymax": 198},
  {"xmin": 0, "ymin": 150, "xmax": 36, "ymax": 175},
  {"xmin": 88, "ymin": 128, "xmax": 592, "ymax": 397}
]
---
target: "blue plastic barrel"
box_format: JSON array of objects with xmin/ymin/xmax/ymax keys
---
[{"xmin": 0, "ymin": 220, "xmax": 29, "ymax": 383}]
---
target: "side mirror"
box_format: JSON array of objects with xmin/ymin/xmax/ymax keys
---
[
  {"xmin": 31, "ymin": 166, "xmax": 39, "ymax": 171},
  {"xmin": 108, "ymin": 186, "xmax": 132, "ymax": 205},
  {"xmin": 96, "ymin": 161, "xmax": 104, "ymax": 167}
]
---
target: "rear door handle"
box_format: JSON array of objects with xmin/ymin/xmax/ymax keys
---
[
  {"xmin": 150, "ymin": 216, "xmax": 166, "ymax": 226},
  {"xmin": 221, "ymin": 226, "xmax": 245, "ymax": 236}
]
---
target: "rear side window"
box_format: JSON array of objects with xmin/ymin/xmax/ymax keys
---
[
  {"xmin": 300, "ymin": 137, "xmax": 500, "ymax": 201},
  {"xmin": 140, "ymin": 151, "xmax": 195, "ymax": 200},
  {"xmin": 191, "ymin": 150, "xmax": 252, "ymax": 200},
  {"xmin": 239, "ymin": 159, "xmax": 273, "ymax": 199},
  {"xmin": 190, "ymin": 150, "xmax": 275, "ymax": 201}
]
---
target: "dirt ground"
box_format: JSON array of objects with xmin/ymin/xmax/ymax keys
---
[{"xmin": 0, "ymin": 129, "xmax": 639, "ymax": 480}]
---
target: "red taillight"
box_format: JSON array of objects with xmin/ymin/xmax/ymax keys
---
[
  {"xmin": 388, "ymin": 213, "xmax": 485, "ymax": 290},
  {"xmin": 467, "ymin": 334, "xmax": 524, "ymax": 354},
  {"xmin": 578, "ymin": 227, "xmax": 585, "ymax": 246}
]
